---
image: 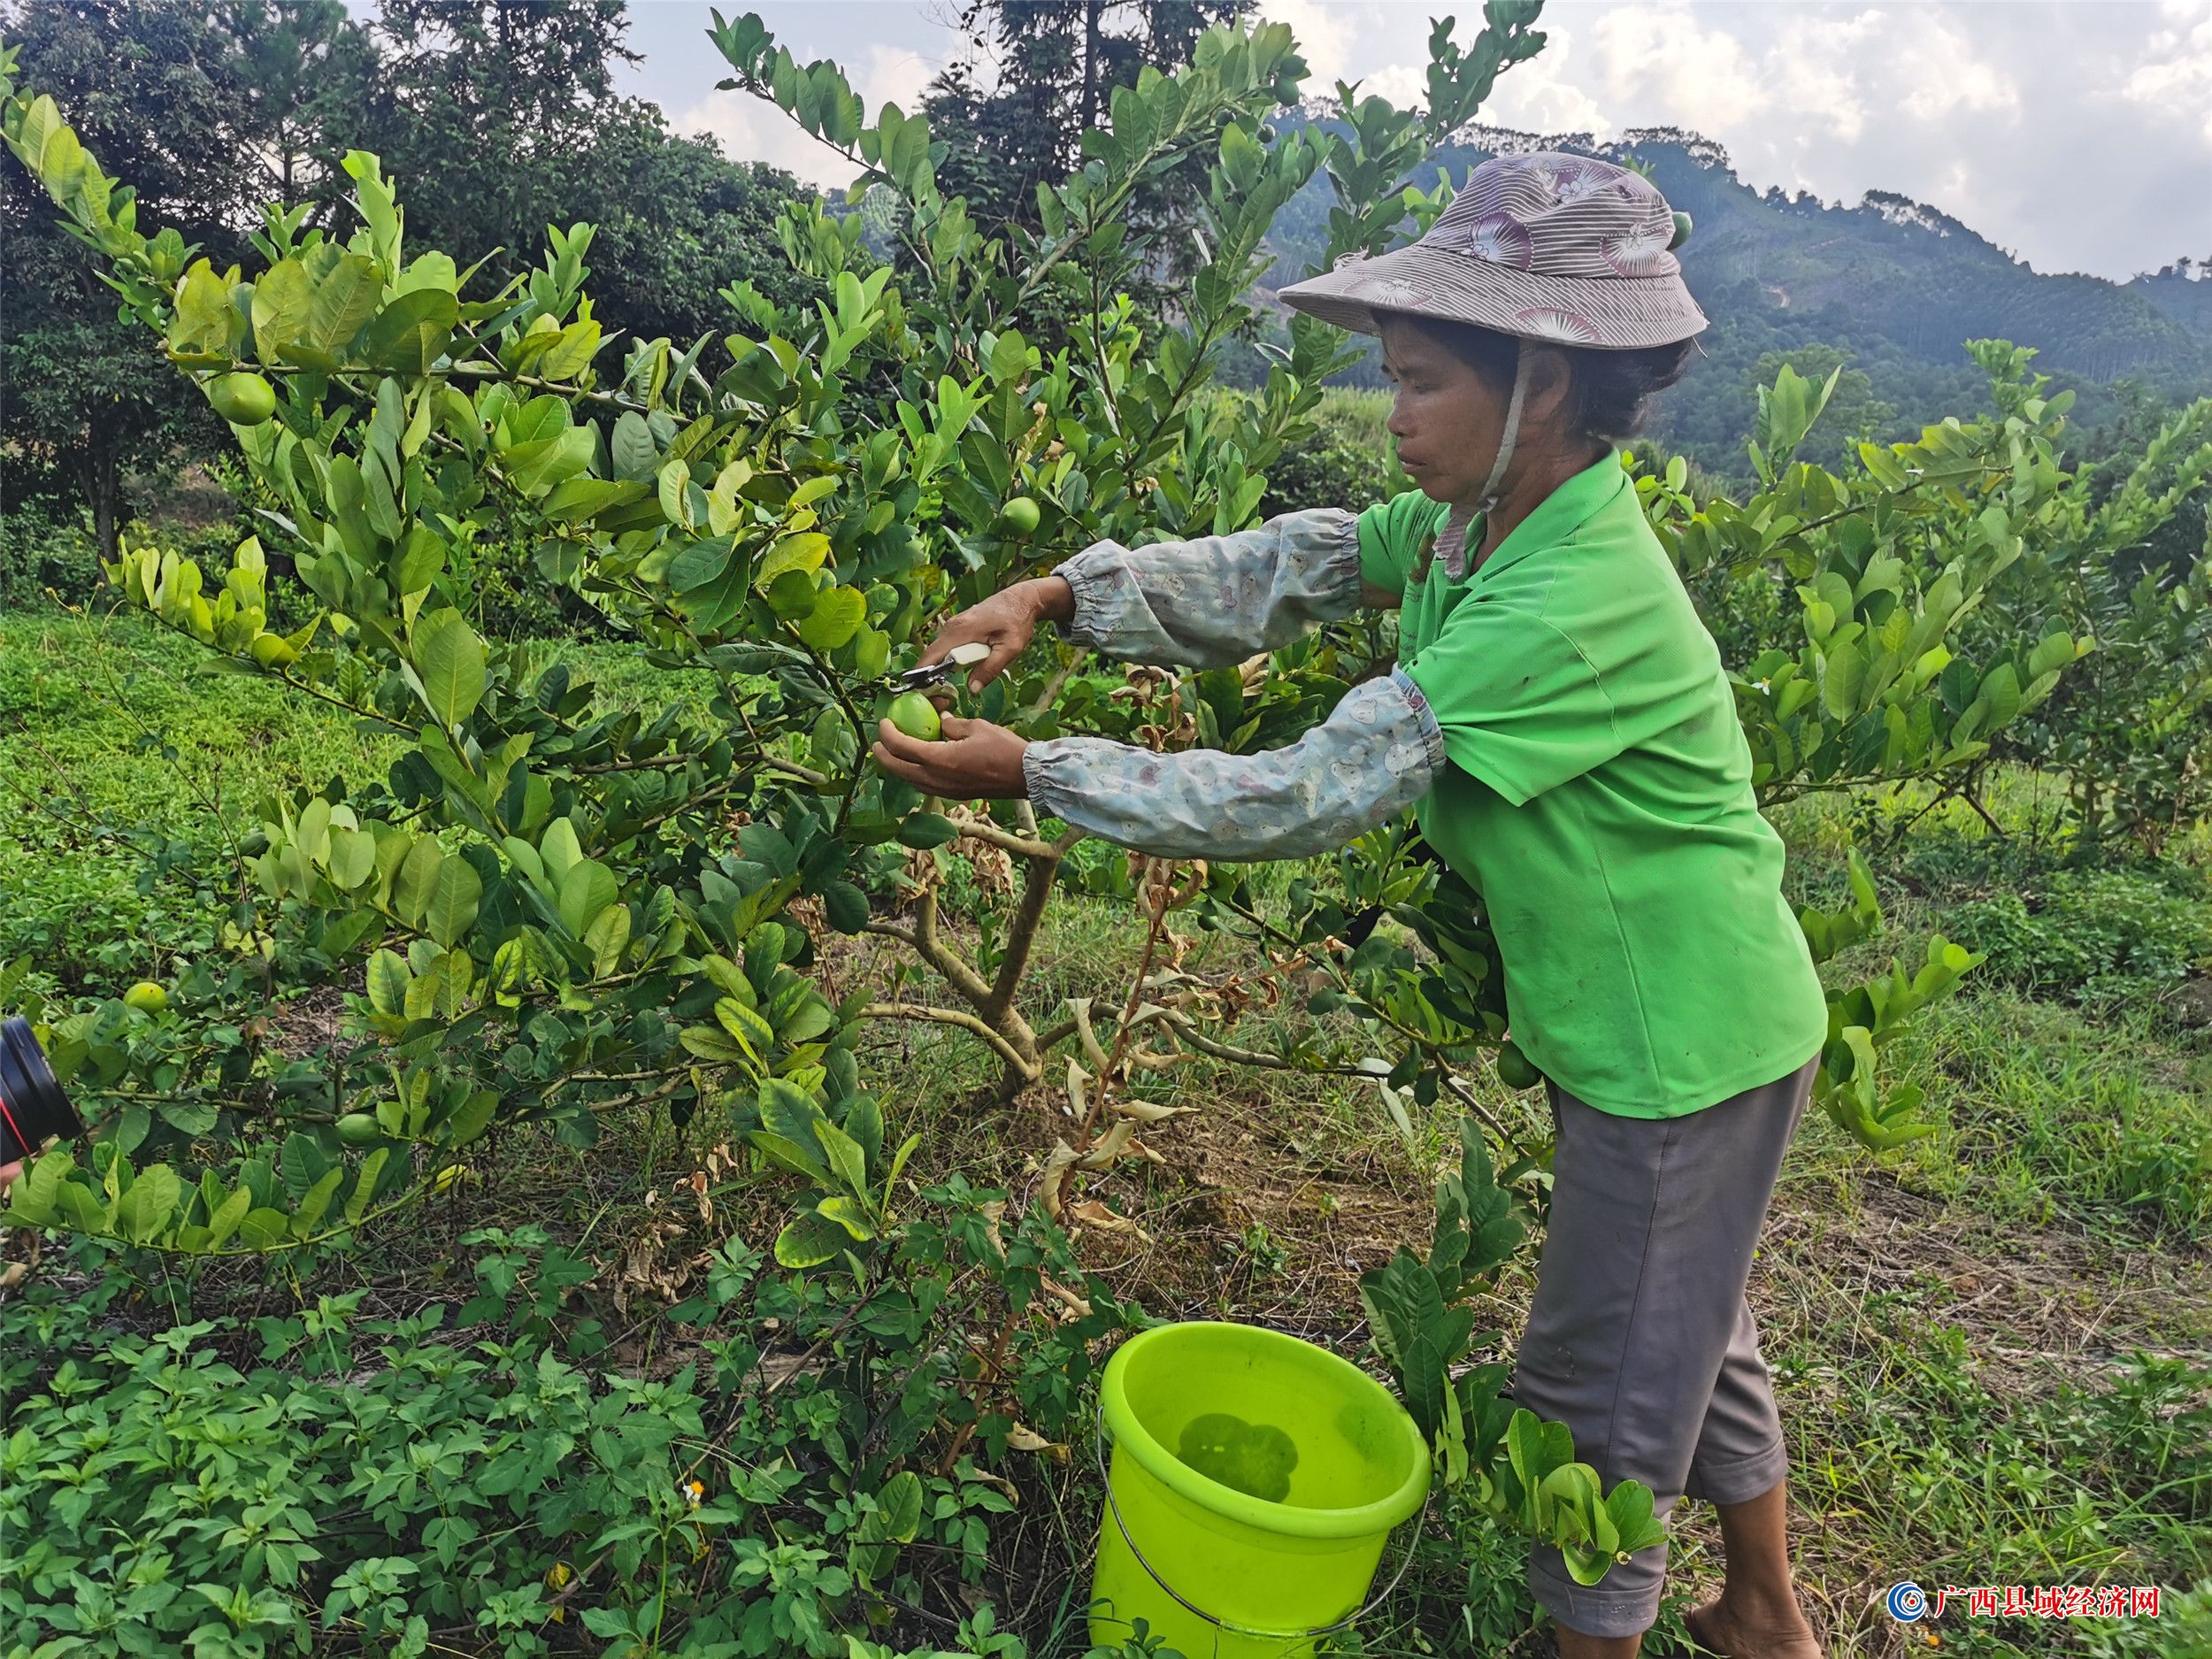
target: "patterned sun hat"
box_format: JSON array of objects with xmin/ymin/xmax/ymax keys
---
[{"xmin": 1276, "ymin": 151, "xmax": 1707, "ymax": 349}]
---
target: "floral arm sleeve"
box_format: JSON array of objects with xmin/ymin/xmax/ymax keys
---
[
  {"xmin": 1053, "ymin": 509, "xmax": 1362, "ymax": 668},
  {"xmin": 1021, "ymin": 669, "xmax": 1442, "ymax": 860}
]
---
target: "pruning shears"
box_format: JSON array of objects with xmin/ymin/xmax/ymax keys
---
[{"xmin": 884, "ymin": 640, "xmax": 989, "ymax": 695}]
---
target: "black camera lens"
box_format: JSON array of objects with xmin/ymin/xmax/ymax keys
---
[{"xmin": 0, "ymin": 1017, "xmax": 83, "ymax": 1166}]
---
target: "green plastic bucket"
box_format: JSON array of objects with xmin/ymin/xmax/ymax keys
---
[{"xmin": 1088, "ymin": 1321, "xmax": 1432, "ymax": 1657}]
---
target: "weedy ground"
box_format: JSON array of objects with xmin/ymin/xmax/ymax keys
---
[{"xmin": 2, "ymin": 606, "xmax": 2207, "ymax": 1659}]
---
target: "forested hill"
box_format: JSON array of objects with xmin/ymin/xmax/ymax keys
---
[{"xmin": 1248, "ymin": 119, "xmax": 2212, "ymax": 477}]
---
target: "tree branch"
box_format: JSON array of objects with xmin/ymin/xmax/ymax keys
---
[
  {"xmin": 980, "ymin": 840, "xmax": 1066, "ymax": 1024},
  {"xmin": 861, "ymin": 1002, "xmax": 1039, "ymax": 1081}
]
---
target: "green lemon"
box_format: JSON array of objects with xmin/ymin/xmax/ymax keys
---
[
  {"xmin": 1494, "ymin": 1039, "xmax": 1541, "ymax": 1091},
  {"xmin": 206, "ymin": 371, "xmax": 276, "ymax": 426},
  {"xmin": 1669, "ymin": 210, "xmax": 1694, "ymax": 250},
  {"xmin": 336, "ymin": 1112, "xmax": 380, "ymax": 1147},
  {"xmin": 886, "ymin": 691, "xmax": 941, "ymax": 741},
  {"xmin": 996, "ymin": 495, "xmax": 1041, "ymax": 537},
  {"xmin": 122, "ymin": 981, "xmax": 169, "ymax": 1014}
]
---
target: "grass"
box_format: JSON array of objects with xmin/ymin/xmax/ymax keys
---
[
  {"xmin": 0, "ymin": 604, "xmax": 705, "ymax": 995},
  {"xmin": 1, "ymin": 600, "xmax": 2208, "ymax": 1657}
]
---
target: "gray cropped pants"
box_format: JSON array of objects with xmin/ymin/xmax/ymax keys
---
[{"xmin": 1509, "ymin": 1054, "xmax": 1818, "ymax": 1639}]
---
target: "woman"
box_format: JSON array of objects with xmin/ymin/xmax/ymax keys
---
[{"xmin": 872, "ymin": 153, "xmax": 1826, "ymax": 1659}]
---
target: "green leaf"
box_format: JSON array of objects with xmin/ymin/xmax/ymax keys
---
[
  {"xmin": 895, "ymin": 813, "xmax": 959, "ymax": 849},
  {"xmin": 503, "ymin": 426, "xmax": 595, "ymax": 496},
  {"xmin": 354, "ymin": 288, "xmax": 459, "ymax": 372},
  {"xmin": 792, "ymin": 584, "xmax": 865, "ymax": 651},
  {"xmin": 557, "ymin": 859, "xmax": 618, "ymax": 938},
  {"xmin": 345, "ymin": 1148, "xmax": 392, "ymax": 1225},
  {"xmin": 289, "ymin": 1165, "xmax": 346, "ymax": 1237},
  {"xmin": 112, "ymin": 1164, "xmax": 181, "ymax": 1244},
  {"xmin": 366, "ymin": 949, "xmax": 411, "ymax": 1016},
  {"xmin": 1605, "ymin": 1479, "xmax": 1666, "ymax": 1557},
  {"xmin": 1977, "ymin": 662, "xmax": 2023, "ymax": 731},
  {"xmin": 815, "ymin": 1194, "xmax": 878, "ymax": 1240},
  {"xmin": 1505, "ymin": 1409, "xmax": 1576, "ymax": 1513},
  {"xmin": 203, "ymin": 1185, "xmax": 254, "ymax": 1252},
  {"xmin": 874, "ymin": 1471, "xmax": 923, "ymax": 1540},
  {"xmin": 423, "ymin": 856, "xmax": 483, "ymax": 948},
  {"xmin": 611, "ymin": 411, "xmax": 658, "ymax": 480},
  {"xmin": 539, "ymin": 818, "xmax": 584, "ymax": 886},
  {"xmin": 583, "ymin": 902, "xmax": 631, "ymax": 977},
  {"xmin": 820, "ymin": 879, "xmax": 871, "ymax": 933},
  {"xmin": 1356, "ymin": 1249, "xmax": 1471, "ymax": 1440},
  {"xmin": 773, "ymin": 1211, "xmax": 848, "ymax": 1268},
  {"xmin": 237, "ymin": 1206, "xmax": 294, "ymax": 1249},
  {"xmin": 2027, "ymin": 630, "xmax": 2076, "ymax": 680},
  {"xmin": 716, "ymin": 996, "xmax": 774, "ymax": 1055},
  {"xmin": 250, "ymin": 257, "xmax": 313, "ymax": 364},
  {"xmin": 305, "ymin": 252, "xmax": 385, "ymax": 358},
  {"xmin": 657, "ymin": 458, "xmax": 694, "ymax": 529},
  {"xmin": 413, "ymin": 611, "xmax": 486, "ymax": 729},
  {"xmin": 813, "ymin": 1119, "xmax": 870, "ymax": 1197},
  {"xmin": 391, "ymin": 839, "xmax": 443, "ymax": 928},
  {"xmin": 759, "ymin": 1076, "xmax": 826, "ymax": 1143},
  {"xmin": 681, "ymin": 1025, "xmax": 754, "ymax": 1065},
  {"xmin": 325, "ymin": 827, "xmax": 378, "ymax": 889}
]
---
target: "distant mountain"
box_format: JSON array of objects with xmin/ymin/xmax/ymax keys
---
[{"xmin": 1240, "ymin": 119, "xmax": 2212, "ymax": 478}]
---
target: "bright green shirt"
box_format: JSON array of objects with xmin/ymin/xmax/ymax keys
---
[{"xmin": 1357, "ymin": 453, "xmax": 1827, "ymax": 1118}]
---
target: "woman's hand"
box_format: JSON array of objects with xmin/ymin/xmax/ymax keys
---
[
  {"xmin": 873, "ymin": 713, "xmax": 1030, "ymax": 800},
  {"xmin": 915, "ymin": 575, "xmax": 1074, "ymax": 694}
]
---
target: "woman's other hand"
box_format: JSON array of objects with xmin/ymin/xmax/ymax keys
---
[
  {"xmin": 916, "ymin": 576, "xmax": 1074, "ymax": 694},
  {"xmin": 873, "ymin": 714, "xmax": 1030, "ymax": 800}
]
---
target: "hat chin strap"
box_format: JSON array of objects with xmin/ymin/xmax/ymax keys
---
[
  {"xmin": 1478, "ymin": 341, "xmax": 1531, "ymax": 511},
  {"xmin": 1444, "ymin": 341, "xmax": 1531, "ymax": 580}
]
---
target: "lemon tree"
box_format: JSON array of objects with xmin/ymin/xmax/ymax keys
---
[{"xmin": 0, "ymin": 0, "xmax": 2169, "ymax": 1584}]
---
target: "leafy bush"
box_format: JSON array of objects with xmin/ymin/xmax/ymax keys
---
[
  {"xmin": 1252, "ymin": 388, "xmax": 1409, "ymax": 518},
  {"xmin": 1970, "ymin": 374, "xmax": 2212, "ymax": 852},
  {"xmin": 2, "ymin": 1202, "xmax": 1125, "ymax": 1659},
  {"xmin": 1945, "ymin": 867, "xmax": 2212, "ymax": 1006},
  {"xmin": 0, "ymin": 503, "xmax": 103, "ymax": 608}
]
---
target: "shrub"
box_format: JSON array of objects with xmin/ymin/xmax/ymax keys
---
[
  {"xmin": 0, "ymin": 502, "xmax": 102, "ymax": 608},
  {"xmin": 0, "ymin": 1202, "xmax": 1125, "ymax": 1658},
  {"xmin": 1945, "ymin": 867, "xmax": 2212, "ymax": 1007},
  {"xmin": 1253, "ymin": 388, "xmax": 1409, "ymax": 518}
]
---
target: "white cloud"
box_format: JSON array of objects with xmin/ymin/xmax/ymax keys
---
[
  {"xmin": 1590, "ymin": 2, "xmax": 1770, "ymax": 130},
  {"xmin": 2125, "ymin": 0, "xmax": 2212, "ymax": 142},
  {"xmin": 1889, "ymin": 12, "xmax": 2020, "ymax": 121},
  {"xmin": 628, "ymin": 0, "xmax": 2212, "ymax": 280},
  {"xmin": 672, "ymin": 42, "xmax": 936, "ymax": 191},
  {"xmin": 1258, "ymin": 0, "xmax": 1363, "ymax": 93},
  {"xmin": 1356, "ymin": 62, "xmax": 1427, "ymax": 112},
  {"xmin": 1474, "ymin": 31, "xmax": 1612, "ymax": 139},
  {"xmin": 1763, "ymin": 10, "xmax": 1883, "ymax": 144}
]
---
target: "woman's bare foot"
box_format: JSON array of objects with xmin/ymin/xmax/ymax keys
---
[{"xmin": 1682, "ymin": 1592, "xmax": 1823, "ymax": 1659}]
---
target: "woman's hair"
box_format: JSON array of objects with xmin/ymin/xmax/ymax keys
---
[{"xmin": 1389, "ymin": 315, "xmax": 1694, "ymax": 445}]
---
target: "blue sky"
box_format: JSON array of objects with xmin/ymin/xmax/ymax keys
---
[{"xmin": 609, "ymin": 0, "xmax": 2212, "ymax": 283}]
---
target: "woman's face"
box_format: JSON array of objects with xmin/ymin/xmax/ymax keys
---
[{"xmin": 1380, "ymin": 317, "xmax": 1510, "ymax": 507}]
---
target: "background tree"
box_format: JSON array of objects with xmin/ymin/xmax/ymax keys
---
[
  {"xmin": 0, "ymin": 0, "xmax": 822, "ymax": 576},
  {"xmin": 322, "ymin": 0, "xmax": 818, "ymax": 349},
  {"xmin": 921, "ymin": 0, "xmax": 1252, "ymax": 346},
  {"xmin": 0, "ymin": 0, "xmax": 351, "ymax": 560}
]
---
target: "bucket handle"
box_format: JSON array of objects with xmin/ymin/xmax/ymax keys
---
[{"xmin": 1091, "ymin": 1397, "xmax": 1427, "ymax": 1645}]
